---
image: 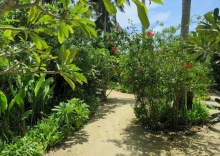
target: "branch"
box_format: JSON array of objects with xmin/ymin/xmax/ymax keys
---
[
  {"xmin": 0, "ymin": 27, "xmax": 29, "ymax": 31},
  {"xmin": 35, "ymin": 4, "xmax": 74, "ymax": 21},
  {"xmin": 0, "ymin": 0, "xmax": 14, "ymax": 17},
  {"xmin": 0, "ymin": 70, "xmax": 60, "ymax": 76},
  {"xmin": 10, "ymin": 0, "xmax": 40, "ymax": 10}
]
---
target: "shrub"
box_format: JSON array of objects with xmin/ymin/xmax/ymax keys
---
[{"xmin": 0, "ymin": 98, "xmax": 90, "ymax": 156}]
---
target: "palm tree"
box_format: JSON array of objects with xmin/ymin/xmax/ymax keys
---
[
  {"xmin": 180, "ymin": 0, "xmax": 191, "ymax": 39},
  {"xmin": 90, "ymin": 0, "xmax": 130, "ymax": 33},
  {"xmin": 180, "ymin": 0, "xmax": 193, "ymax": 110}
]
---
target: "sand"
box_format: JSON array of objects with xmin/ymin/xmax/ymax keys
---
[{"xmin": 44, "ymin": 90, "xmax": 220, "ymax": 156}]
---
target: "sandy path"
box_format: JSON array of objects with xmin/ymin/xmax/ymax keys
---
[{"xmin": 45, "ymin": 90, "xmax": 220, "ymax": 156}]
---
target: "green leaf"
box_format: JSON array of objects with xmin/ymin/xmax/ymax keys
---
[
  {"xmin": 4, "ymin": 30, "xmax": 12, "ymax": 37},
  {"xmin": 21, "ymin": 110, "xmax": 33, "ymax": 121},
  {"xmin": 0, "ymin": 57, "xmax": 8, "ymax": 66},
  {"xmin": 75, "ymin": 72, "xmax": 87, "ymax": 83},
  {"xmin": 34, "ymin": 74, "xmax": 46, "ymax": 97},
  {"xmin": 60, "ymin": 22, "xmax": 69, "ymax": 38},
  {"xmin": 35, "ymin": 15, "xmax": 52, "ymax": 25},
  {"xmin": 63, "ymin": 75, "xmax": 75, "ymax": 90},
  {"xmin": 15, "ymin": 95, "xmax": 24, "ymax": 108},
  {"xmin": 103, "ymin": 0, "xmax": 117, "ymax": 15},
  {"xmin": 116, "ymin": 0, "xmax": 126, "ymax": 6},
  {"xmin": 58, "ymin": 25, "xmax": 65, "ymax": 44},
  {"xmin": 66, "ymin": 25, "xmax": 74, "ymax": 34},
  {"xmin": 67, "ymin": 47, "xmax": 77, "ymax": 64},
  {"xmin": 28, "ymin": 6, "xmax": 36, "ymax": 23},
  {"xmin": 151, "ymin": 0, "xmax": 164, "ymax": 5},
  {"xmin": 133, "ymin": 0, "xmax": 150, "ymax": 29},
  {"xmin": 30, "ymin": 33, "xmax": 42, "ymax": 49},
  {"xmin": 0, "ymin": 90, "xmax": 7, "ymax": 114},
  {"xmin": 204, "ymin": 12, "xmax": 215, "ymax": 24},
  {"xmin": 33, "ymin": 52, "xmax": 41, "ymax": 63},
  {"xmin": 59, "ymin": 45, "xmax": 70, "ymax": 65}
]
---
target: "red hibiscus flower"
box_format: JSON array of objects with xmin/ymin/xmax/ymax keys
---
[
  {"xmin": 186, "ymin": 62, "xmax": 191, "ymax": 67},
  {"xmin": 115, "ymin": 25, "xmax": 119, "ymax": 30},
  {"xmin": 146, "ymin": 31, "xmax": 154, "ymax": 37},
  {"xmin": 112, "ymin": 46, "xmax": 117, "ymax": 51}
]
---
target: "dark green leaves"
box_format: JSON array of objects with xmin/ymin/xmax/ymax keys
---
[{"xmin": 133, "ymin": 0, "xmax": 150, "ymax": 29}]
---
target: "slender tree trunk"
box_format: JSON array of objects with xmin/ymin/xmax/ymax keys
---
[
  {"xmin": 142, "ymin": 0, "xmax": 146, "ymax": 37},
  {"xmin": 104, "ymin": 9, "xmax": 107, "ymax": 34},
  {"xmin": 180, "ymin": 0, "xmax": 193, "ymax": 110},
  {"xmin": 180, "ymin": 0, "xmax": 191, "ymax": 39}
]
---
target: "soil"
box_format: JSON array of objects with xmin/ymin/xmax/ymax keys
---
[{"xmin": 44, "ymin": 90, "xmax": 220, "ymax": 156}]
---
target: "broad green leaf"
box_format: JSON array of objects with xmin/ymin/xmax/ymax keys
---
[
  {"xmin": 61, "ymin": 23, "xmax": 69, "ymax": 38},
  {"xmin": 28, "ymin": 6, "xmax": 36, "ymax": 23},
  {"xmin": 67, "ymin": 64, "xmax": 81, "ymax": 71},
  {"xmin": 67, "ymin": 47, "xmax": 77, "ymax": 64},
  {"xmin": 204, "ymin": 12, "xmax": 215, "ymax": 24},
  {"xmin": 63, "ymin": 75, "xmax": 75, "ymax": 90},
  {"xmin": 117, "ymin": 0, "xmax": 126, "ymax": 6},
  {"xmin": 15, "ymin": 95, "xmax": 24, "ymax": 108},
  {"xmin": 33, "ymin": 52, "xmax": 41, "ymax": 63},
  {"xmin": 21, "ymin": 110, "xmax": 33, "ymax": 120},
  {"xmin": 59, "ymin": 45, "xmax": 69, "ymax": 65},
  {"xmin": 4, "ymin": 30, "xmax": 12, "ymax": 37},
  {"xmin": 58, "ymin": 26, "xmax": 65, "ymax": 44},
  {"xmin": 151, "ymin": 0, "xmax": 164, "ymax": 5},
  {"xmin": 35, "ymin": 35, "xmax": 48, "ymax": 49},
  {"xmin": 34, "ymin": 74, "xmax": 46, "ymax": 97},
  {"xmin": 0, "ymin": 90, "xmax": 7, "ymax": 114},
  {"xmin": 35, "ymin": 15, "xmax": 52, "ymax": 25},
  {"xmin": 75, "ymin": 72, "xmax": 87, "ymax": 83},
  {"xmin": 80, "ymin": 0, "xmax": 86, "ymax": 4},
  {"xmin": 0, "ymin": 57, "xmax": 8, "ymax": 66},
  {"xmin": 133, "ymin": 0, "xmax": 150, "ymax": 29},
  {"xmin": 30, "ymin": 33, "xmax": 42, "ymax": 49},
  {"xmin": 78, "ymin": 18, "xmax": 96, "ymax": 26},
  {"xmin": 66, "ymin": 25, "xmax": 74, "ymax": 34},
  {"xmin": 103, "ymin": 0, "xmax": 117, "ymax": 15}
]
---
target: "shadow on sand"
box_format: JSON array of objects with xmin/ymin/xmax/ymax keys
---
[
  {"xmin": 88, "ymin": 96, "xmax": 135, "ymax": 124},
  {"xmin": 107, "ymin": 119, "xmax": 220, "ymax": 155},
  {"xmin": 47, "ymin": 130, "xmax": 90, "ymax": 152}
]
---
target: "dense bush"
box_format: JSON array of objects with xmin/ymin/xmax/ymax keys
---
[
  {"xmin": 118, "ymin": 26, "xmax": 210, "ymax": 129},
  {"xmin": 0, "ymin": 98, "xmax": 90, "ymax": 156}
]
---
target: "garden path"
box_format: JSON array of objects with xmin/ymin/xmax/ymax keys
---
[{"xmin": 45, "ymin": 90, "xmax": 220, "ymax": 156}]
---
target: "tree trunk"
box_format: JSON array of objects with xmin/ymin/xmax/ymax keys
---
[
  {"xmin": 142, "ymin": 0, "xmax": 146, "ymax": 37},
  {"xmin": 103, "ymin": 9, "xmax": 107, "ymax": 34},
  {"xmin": 180, "ymin": 0, "xmax": 191, "ymax": 39},
  {"xmin": 180, "ymin": 0, "xmax": 193, "ymax": 110}
]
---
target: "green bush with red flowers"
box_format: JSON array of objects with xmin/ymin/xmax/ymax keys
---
[{"xmin": 118, "ymin": 26, "xmax": 210, "ymax": 129}]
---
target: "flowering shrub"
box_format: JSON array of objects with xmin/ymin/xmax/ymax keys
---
[{"xmin": 119, "ymin": 26, "xmax": 210, "ymax": 129}]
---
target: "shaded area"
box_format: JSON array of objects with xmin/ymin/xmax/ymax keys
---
[
  {"xmin": 89, "ymin": 96, "xmax": 135, "ymax": 124},
  {"xmin": 108, "ymin": 119, "xmax": 220, "ymax": 155},
  {"xmin": 46, "ymin": 130, "xmax": 89, "ymax": 152}
]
